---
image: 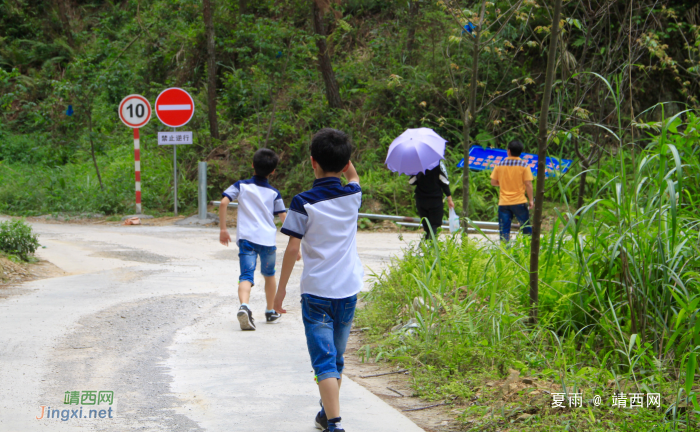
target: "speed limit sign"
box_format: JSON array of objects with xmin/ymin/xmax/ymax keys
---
[
  {"xmin": 118, "ymin": 94, "xmax": 152, "ymax": 215},
  {"xmin": 118, "ymin": 94, "xmax": 151, "ymax": 128}
]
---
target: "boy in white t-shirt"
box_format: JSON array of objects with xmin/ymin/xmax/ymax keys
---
[
  {"xmin": 219, "ymin": 148, "xmax": 287, "ymax": 331},
  {"xmin": 275, "ymin": 129, "xmax": 362, "ymax": 432}
]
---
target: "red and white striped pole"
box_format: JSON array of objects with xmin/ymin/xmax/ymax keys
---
[
  {"xmin": 118, "ymin": 94, "xmax": 151, "ymax": 215},
  {"xmin": 134, "ymin": 128, "xmax": 142, "ymax": 214}
]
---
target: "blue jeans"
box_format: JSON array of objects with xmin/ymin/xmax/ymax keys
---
[
  {"xmin": 238, "ymin": 239, "xmax": 276, "ymax": 285},
  {"xmin": 301, "ymin": 293, "xmax": 358, "ymax": 382},
  {"xmin": 498, "ymin": 204, "xmax": 532, "ymax": 242}
]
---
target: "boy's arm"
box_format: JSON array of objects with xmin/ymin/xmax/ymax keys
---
[
  {"xmin": 438, "ymin": 162, "xmax": 454, "ymax": 208},
  {"xmin": 490, "ymin": 167, "xmax": 500, "ymax": 187},
  {"xmin": 525, "ymin": 181, "xmax": 534, "ymax": 209},
  {"xmin": 274, "ymin": 236, "xmax": 301, "ymax": 313},
  {"xmin": 344, "ymin": 161, "xmax": 360, "ymax": 185},
  {"xmin": 276, "ymin": 212, "xmax": 301, "ymax": 260},
  {"xmin": 219, "ymin": 197, "xmax": 232, "ymax": 246},
  {"xmin": 523, "ymin": 167, "xmax": 534, "ymax": 209}
]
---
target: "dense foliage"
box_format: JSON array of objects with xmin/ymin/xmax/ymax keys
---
[
  {"xmin": 1, "ymin": 0, "xmax": 700, "ymax": 218},
  {"xmin": 0, "ymin": 219, "xmax": 39, "ymax": 261}
]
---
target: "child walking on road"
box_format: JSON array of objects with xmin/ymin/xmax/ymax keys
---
[
  {"xmin": 219, "ymin": 148, "xmax": 287, "ymax": 331},
  {"xmin": 274, "ymin": 129, "xmax": 363, "ymax": 432}
]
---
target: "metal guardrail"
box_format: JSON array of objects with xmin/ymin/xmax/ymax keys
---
[
  {"xmin": 395, "ymin": 222, "xmax": 499, "ymax": 234},
  {"xmin": 211, "ymin": 201, "xmax": 514, "ymax": 231}
]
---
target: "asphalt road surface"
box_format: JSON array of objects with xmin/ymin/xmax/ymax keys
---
[{"xmin": 0, "ymin": 219, "xmax": 424, "ymax": 432}]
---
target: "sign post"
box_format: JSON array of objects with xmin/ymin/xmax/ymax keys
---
[
  {"xmin": 173, "ymin": 135, "xmax": 177, "ymax": 215},
  {"xmin": 198, "ymin": 162, "xmax": 207, "ymax": 220},
  {"xmin": 118, "ymin": 94, "xmax": 152, "ymax": 214},
  {"xmin": 155, "ymin": 88, "xmax": 195, "ymax": 216}
]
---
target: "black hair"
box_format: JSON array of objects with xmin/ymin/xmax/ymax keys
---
[
  {"xmin": 508, "ymin": 140, "xmax": 524, "ymax": 157},
  {"xmin": 310, "ymin": 128, "xmax": 352, "ymax": 173},
  {"xmin": 253, "ymin": 148, "xmax": 279, "ymax": 177}
]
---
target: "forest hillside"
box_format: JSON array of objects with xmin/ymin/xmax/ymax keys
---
[{"xmin": 1, "ymin": 0, "xmax": 699, "ymax": 218}]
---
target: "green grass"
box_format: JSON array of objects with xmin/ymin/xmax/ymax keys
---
[
  {"xmin": 0, "ymin": 144, "xmax": 198, "ymax": 216},
  {"xmin": 356, "ymin": 108, "xmax": 700, "ymax": 431}
]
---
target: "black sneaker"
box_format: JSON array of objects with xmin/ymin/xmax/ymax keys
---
[
  {"xmin": 323, "ymin": 417, "xmax": 344, "ymax": 432},
  {"xmin": 237, "ymin": 305, "xmax": 256, "ymax": 331},
  {"xmin": 265, "ymin": 310, "xmax": 282, "ymax": 323},
  {"xmin": 315, "ymin": 398, "xmax": 327, "ymax": 429}
]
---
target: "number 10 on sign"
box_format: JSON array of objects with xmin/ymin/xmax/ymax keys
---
[{"xmin": 119, "ymin": 95, "xmax": 152, "ymax": 214}]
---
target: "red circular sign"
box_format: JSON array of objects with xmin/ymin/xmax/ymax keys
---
[
  {"xmin": 118, "ymin": 94, "xmax": 151, "ymax": 128},
  {"xmin": 155, "ymin": 88, "xmax": 195, "ymax": 128}
]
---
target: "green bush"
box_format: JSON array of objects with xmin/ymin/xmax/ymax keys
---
[{"xmin": 0, "ymin": 219, "xmax": 40, "ymax": 261}]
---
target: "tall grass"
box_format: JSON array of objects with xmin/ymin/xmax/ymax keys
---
[
  {"xmin": 357, "ymin": 96, "xmax": 700, "ymax": 429},
  {"xmin": 0, "ymin": 144, "xmax": 198, "ymax": 216}
]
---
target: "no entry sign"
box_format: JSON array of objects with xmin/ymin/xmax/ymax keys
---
[
  {"xmin": 155, "ymin": 88, "xmax": 195, "ymax": 128},
  {"xmin": 119, "ymin": 94, "xmax": 151, "ymax": 128}
]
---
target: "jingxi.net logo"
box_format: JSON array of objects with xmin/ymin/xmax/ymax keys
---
[{"xmin": 36, "ymin": 390, "xmax": 116, "ymax": 421}]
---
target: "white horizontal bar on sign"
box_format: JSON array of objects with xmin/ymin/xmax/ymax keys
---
[
  {"xmin": 158, "ymin": 104, "xmax": 191, "ymax": 110},
  {"xmin": 158, "ymin": 131, "xmax": 193, "ymax": 145}
]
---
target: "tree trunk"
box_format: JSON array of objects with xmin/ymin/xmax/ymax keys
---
[
  {"xmin": 86, "ymin": 108, "xmax": 104, "ymax": 190},
  {"xmin": 405, "ymin": 1, "xmax": 420, "ymax": 63},
  {"xmin": 576, "ymin": 167, "xmax": 588, "ymax": 211},
  {"xmin": 56, "ymin": 0, "xmax": 74, "ymax": 46},
  {"xmin": 461, "ymin": 0, "xmax": 487, "ymax": 228},
  {"xmin": 529, "ymin": 0, "xmax": 562, "ymax": 325},
  {"xmin": 239, "ymin": 0, "xmax": 249, "ymax": 15},
  {"xmin": 203, "ymin": 0, "xmax": 219, "ymax": 139},
  {"xmin": 461, "ymin": 113, "xmax": 471, "ymax": 228},
  {"xmin": 312, "ymin": 2, "xmax": 343, "ymax": 109}
]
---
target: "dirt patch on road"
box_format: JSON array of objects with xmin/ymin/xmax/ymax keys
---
[
  {"xmin": 91, "ymin": 249, "xmax": 172, "ymax": 264},
  {"xmin": 0, "ymin": 255, "xmax": 65, "ymax": 298},
  {"xmin": 42, "ymin": 294, "xmax": 222, "ymax": 431},
  {"xmin": 343, "ymin": 332, "xmax": 462, "ymax": 432}
]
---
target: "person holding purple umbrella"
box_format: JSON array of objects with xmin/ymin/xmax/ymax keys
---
[
  {"xmin": 385, "ymin": 127, "xmax": 454, "ymax": 240},
  {"xmin": 409, "ymin": 161, "xmax": 454, "ymax": 239}
]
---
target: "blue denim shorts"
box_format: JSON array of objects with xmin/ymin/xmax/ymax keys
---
[
  {"xmin": 301, "ymin": 293, "xmax": 358, "ymax": 383},
  {"xmin": 238, "ymin": 239, "xmax": 276, "ymax": 284}
]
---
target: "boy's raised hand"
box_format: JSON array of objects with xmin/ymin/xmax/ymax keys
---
[{"xmin": 343, "ymin": 161, "xmax": 360, "ymax": 185}]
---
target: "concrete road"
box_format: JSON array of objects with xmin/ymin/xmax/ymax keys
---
[{"xmin": 0, "ymin": 219, "xmax": 424, "ymax": 431}]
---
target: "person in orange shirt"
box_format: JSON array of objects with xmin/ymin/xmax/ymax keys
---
[{"xmin": 490, "ymin": 140, "xmax": 534, "ymax": 242}]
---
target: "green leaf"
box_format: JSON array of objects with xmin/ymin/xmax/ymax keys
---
[
  {"xmin": 676, "ymin": 309, "xmax": 687, "ymax": 330},
  {"xmin": 686, "ymin": 353, "xmax": 696, "ymax": 396}
]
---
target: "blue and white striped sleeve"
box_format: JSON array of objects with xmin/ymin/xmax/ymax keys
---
[
  {"xmin": 273, "ymin": 191, "xmax": 286, "ymax": 215},
  {"xmin": 281, "ymin": 195, "xmax": 307, "ymax": 239},
  {"xmin": 222, "ymin": 182, "xmax": 240, "ymax": 202}
]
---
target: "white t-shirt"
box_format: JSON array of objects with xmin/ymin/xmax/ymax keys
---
[
  {"xmin": 223, "ymin": 176, "xmax": 286, "ymax": 247},
  {"xmin": 281, "ymin": 177, "xmax": 364, "ymax": 299}
]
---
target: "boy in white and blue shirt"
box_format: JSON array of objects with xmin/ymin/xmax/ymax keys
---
[
  {"xmin": 275, "ymin": 129, "xmax": 362, "ymax": 432},
  {"xmin": 219, "ymin": 148, "xmax": 287, "ymax": 331}
]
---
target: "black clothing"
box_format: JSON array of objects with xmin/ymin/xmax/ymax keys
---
[
  {"xmin": 409, "ymin": 162, "xmax": 451, "ymax": 238},
  {"xmin": 417, "ymin": 201, "xmax": 444, "ymax": 240},
  {"xmin": 409, "ymin": 162, "xmax": 451, "ymax": 204}
]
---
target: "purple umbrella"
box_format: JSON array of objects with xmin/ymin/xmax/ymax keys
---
[{"xmin": 385, "ymin": 128, "xmax": 447, "ymax": 175}]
